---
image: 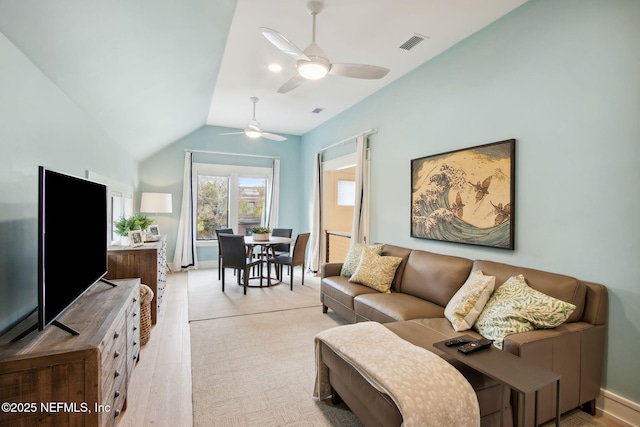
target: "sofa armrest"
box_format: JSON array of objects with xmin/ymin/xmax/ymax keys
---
[
  {"xmin": 501, "ymin": 321, "xmax": 603, "ymax": 424},
  {"xmin": 321, "ymin": 262, "xmax": 343, "ymax": 278}
]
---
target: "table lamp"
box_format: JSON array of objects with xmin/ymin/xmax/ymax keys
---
[{"xmin": 140, "ymin": 192, "xmax": 173, "ymax": 224}]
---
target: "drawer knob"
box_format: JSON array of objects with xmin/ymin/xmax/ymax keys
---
[
  {"xmin": 134, "ymin": 341, "xmax": 138, "ymax": 346},
  {"xmin": 114, "ymin": 351, "xmax": 120, "ymax": 358},
  {"xmin": 133, "ymin": 326, "xmax": 138, "ymax": 331},
  {"xmin": 133, "ymin": 312, "xmax": 137, "ymax": 317},
  {"xmin": 114, "ymin": 332, "xmax": 120, "ymax": 339},
  {"xmin": 114, "ymin": 370, "xmax": 120, "ymax": 378},
  {"xmin": 114, "ymin": 390, "xmax": 120, "ymax": 398},
  {"xmin": 114, "ymin": 409, "xmax": 121, "ymax": 418}
]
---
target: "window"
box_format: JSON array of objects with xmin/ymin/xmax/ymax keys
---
[
  {"xmin": 87, "ymin": 171, "xmax": 133, "ymax": 244},
  {"xmin": 194, "ymin": 163, "xmax": 271, "ymax": 241},
  {"xmin": 337, "ymin": 180, "xmax": 355, "ymax": 206}
]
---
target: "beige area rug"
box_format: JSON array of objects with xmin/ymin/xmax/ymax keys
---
[
  {"xmin": 188, "ymin": 268, "xmax": 322, "ymax": 322},
  {"xmin": 189, "ymin": 269, "xmax": 613, "ymax": 427}
]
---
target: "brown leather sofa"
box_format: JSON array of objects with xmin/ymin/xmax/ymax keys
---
[{"xmin": 320, "ymin": 244, "xmax": 608, "ymax": 427}]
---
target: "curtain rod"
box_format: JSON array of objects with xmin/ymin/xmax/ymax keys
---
[
  {"xmin": 317, "ymin": 128, "xmax": 377, "ymax": 154},
  {"xmin": 185, "ymin": 149, "xmax": 279, "ymax": 160}
]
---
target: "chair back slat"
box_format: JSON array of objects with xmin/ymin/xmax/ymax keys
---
[
  {"xmin": 218, "ymin": 234, "xmax": 247, "ymax": 268},
  {"xmin": 215, "ymin": 228, "xmax": 234, "ymax": 255},
  {"xmin": 291, "ymin": 233, "xmax": 311, "ymax": 265},
  {"xmin": 271, "ymin": 228, "xmax": 293, "ymax": 253}
]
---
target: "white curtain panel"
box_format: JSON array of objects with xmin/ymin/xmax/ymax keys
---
[
  {"xmin": 173, "ymin": 152, "xmax": 198, "ymax": 270},
  {"xmin": 265, "ymin": 158, "xmax": 280, "ymax": 228},
  {"xmin": 351, "ymin": 135, "xmax": 367, "ymax": 245},
  {"xmin": 306, "ymin": 152, "xmax": 322, "ymax": 272}
]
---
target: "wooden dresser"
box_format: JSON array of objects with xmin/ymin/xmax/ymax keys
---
[
  {"xmin": 0, "ymin": 279, "xmax": 140, "ymax": 427},
  {"xmin": 106, "ymin": 236, "xmax": 167, "ymax": 324}
]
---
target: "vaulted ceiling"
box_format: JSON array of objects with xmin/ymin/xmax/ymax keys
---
[{"xmin": 0, "ymin": 0, "xmax": 526, "ymax": 160}]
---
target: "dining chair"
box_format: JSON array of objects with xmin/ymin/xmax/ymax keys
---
[
  {"xmin": 267, "ymin": 233, "xmax": 310, "ymax": 290},
  {"xmin": 218, "ymin": 234, "xmax": 262, "ymax": 295},
  {"xmin": 215, "ymin": 228, "xmax": 234, "ymax": 280},
  {"xmin": 270, "ymin": 228, "xmax": 293, "ymax": 279}
]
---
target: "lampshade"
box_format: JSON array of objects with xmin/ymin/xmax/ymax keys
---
[{"xmin": 140, "ymin": 193, "xmax": 172, "ymax": 214}]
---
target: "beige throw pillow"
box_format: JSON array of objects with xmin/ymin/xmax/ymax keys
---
[
  {"xmin": 348, "ymin": 247, "xmax": 403, "ymax": 293},
  {"xmin": 340, "ymin": 243, "xmax": 384, "ymax": 277},
  {"xmin": 445, "ymin": 270, "xmax": 495, "ymax": 332}
]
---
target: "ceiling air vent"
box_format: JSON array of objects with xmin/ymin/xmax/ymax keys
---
[
  {"xmin": 312, "ymin": 108, "xmax": 324, "ymax": 114},
  {"xmin": 399, "ymin": 34, "xmax": 427, "ymax": 51}
]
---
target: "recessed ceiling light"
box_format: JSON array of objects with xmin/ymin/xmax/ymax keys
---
[{"xmin": 268, "ymin": 64, "xmax": 282, "ymax": 72}]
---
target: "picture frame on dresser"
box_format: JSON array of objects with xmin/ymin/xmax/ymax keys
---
[
  {"xmin": 146, "ymin": 224, "xmax": 160, "ymax": 241},
  {"xmin": 410, "ymin": 139, "xmax": 515, "ymax": 250},
  {"xmin": 128, "ymin": 230, "xmax": 144, "ymax": 247}
]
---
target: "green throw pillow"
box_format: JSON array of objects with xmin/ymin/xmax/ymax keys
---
[
  {"xmin": 340, "ymin": 243, "xmax": 384, "ymax": 277},
  {"xmin": 473, "ymin": 274, "xmax": 576, "ymax": 349},
  {"xmin": 348, "ymin": 247, "xmax": 403, "ymax": 293}
]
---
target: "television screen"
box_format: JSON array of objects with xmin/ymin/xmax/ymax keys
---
[{"xmin": 38, "ymin": 167, "xmax": 108, "ymax": 330}]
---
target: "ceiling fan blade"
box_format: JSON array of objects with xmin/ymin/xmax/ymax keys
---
[
  {"xmin": 262, "ymin": 132, "xmax": 287, "ymax": 141},
  {"xmin": 259, "ymin": 27, "xmax": 309, "ymax": 61},
  {"xmin": 277, "ymin": 74, "xmax": 305, "ymax": 93},
  {"xmin": 219, "ymin": 131, "xmax": 246, "ymax": 136},
  {"xmin": 329, "ymin": 63, "xmax": 390, "ymax": 79}
]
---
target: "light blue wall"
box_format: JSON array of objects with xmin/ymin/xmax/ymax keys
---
[
  {"xmin": 0, "ymin": 34, "xmax": 139, "ymax": 334},
  {"xmin": 301, "ymin": 0, "xmax": 640, "ymax": 403},
  {"xmin": 138, "ymin": 125, "xmax": 303, "ymax": 265}
]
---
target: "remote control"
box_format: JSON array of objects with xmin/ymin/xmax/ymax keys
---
[
  {"xmin": 457, "ymin": 338, "xmax": 493, "ymax": 354},
  {"xmin": 444, "ymin": 336, "xmax": 472, "ymax": 347}
]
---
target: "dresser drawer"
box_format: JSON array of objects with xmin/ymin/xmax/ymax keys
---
[{"xmin": 101, "ymin": 314, "xmax": 127, "ymax": 367}]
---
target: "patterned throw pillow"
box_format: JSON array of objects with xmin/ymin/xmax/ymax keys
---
[
  {"xmin": 445, "ymin": 270, "xmax": 496, "ymax": 332},
  {"xmin": 348, "ymin": 247, "xmax": 403, "ymax": 293},
  {"xmin": 340, "ymin": 243, "xmax": 384, "ymax": 277},
  {"xmin": 473, "ymin": 274, "xmax": 576, "ymax": 349}
]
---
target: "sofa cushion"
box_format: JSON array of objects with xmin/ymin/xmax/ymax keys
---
[
  {"xmin": 349, "ymin": 247, "xmax": 403, "ymax": 293},
  {"xmin": 380, "ymin": 244, "xmax": 412, "ymax": 292},
  {"xmin": 445, "ymin": 270, "xmax": 496, "ymax": 332},
  {"xmin": 354, "ymin": 293, "xmax": 445, "ymax": 323},
  {"xmin": 472, "ymin": 260, "xmax": 586, "ymax": 322},
  {"xmin": 401, "ymin": 249, "xmax": 473, "ymax": 307},
  {"xmin": 340, "ymin": 243, "xmax": 384, "ymax": 277},
  {"xmin": 321, "ymin": 276, "xmax": 379, "ymax": 310},
  {"xmin": 473, "ymin": 275, "xmax": 576, "ymax": 348}
]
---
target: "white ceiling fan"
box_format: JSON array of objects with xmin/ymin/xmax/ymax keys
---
[
  {"xmin": 219, "ymin": 97, "xmax": 287, "ymax": 141},
  {"xmin": 260, "ymin": 0, "xmax": 390, "ymax": 94}
]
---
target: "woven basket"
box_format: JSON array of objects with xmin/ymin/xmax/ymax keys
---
[{"xmin": 139, "ymin": 284, "xmax": 154, "ymax": 346}]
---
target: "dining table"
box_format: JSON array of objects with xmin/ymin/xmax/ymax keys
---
[{"xmin": 243, "ymin": 235, "xmax": 293, "ymax": 285}]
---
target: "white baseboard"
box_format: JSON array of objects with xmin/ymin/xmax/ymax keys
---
[
  {"xmin": 597, "ymin": 388, "xmax": 640, "ymax": 427},
  {"xmin": 196, "ymin": 261, "xmax": 216, "ymax": 269},
  {"xmin": 167, "ymin": 261, "xmax": 216, "ymax": 272}
]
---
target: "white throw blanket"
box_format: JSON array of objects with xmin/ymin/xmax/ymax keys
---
[{"xmin": 314, "ymin": 322, "xmax": 480, "ymax": 427}]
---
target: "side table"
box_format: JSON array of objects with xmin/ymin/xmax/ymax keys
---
[{"xmin": 434, "ymin": 337, "xmax": 560, "ymax": 427}]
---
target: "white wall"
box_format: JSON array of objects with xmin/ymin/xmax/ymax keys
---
[{"xmin": 301, "ymin": 0, "xmax": 640, "ymax": 406}]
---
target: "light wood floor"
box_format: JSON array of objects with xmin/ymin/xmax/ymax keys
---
[
  {"xmin": 120, "ymin": 271, "xmax": 192, "ymax": 427},
  {"xmin": 119, "ymin": 270, "xmax": 624, "ymax": 427}
]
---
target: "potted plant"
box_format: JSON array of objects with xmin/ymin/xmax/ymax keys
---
[
  {"xmin": 115, "ymin": 213, "xmax": 154, "ymax": 244},
  {"xmin": 251, "ymin": 226, "xmax": 271, "ymax": 241}
]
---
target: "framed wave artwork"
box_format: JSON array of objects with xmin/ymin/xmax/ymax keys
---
[{"xmin": 410, "ymin": 139, "xmax": 515, "ymax": 250}]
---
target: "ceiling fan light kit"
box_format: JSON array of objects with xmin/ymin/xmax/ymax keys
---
[
  {"xmin": 219, "ymin": 97, "xmax": 287, "ymax": 141},
  {"xmin": 259, "ymin": 0, "xmax": 390, "ymax": 93}
]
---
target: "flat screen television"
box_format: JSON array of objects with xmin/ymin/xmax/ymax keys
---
[{"xmin": 37, "ymin": 166, "xmax": 109, "ymax": 332}]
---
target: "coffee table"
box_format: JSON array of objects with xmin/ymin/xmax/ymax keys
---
[{"xmin": 434, "ymin": 336, "xmax": 560, "ymax": 427}]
